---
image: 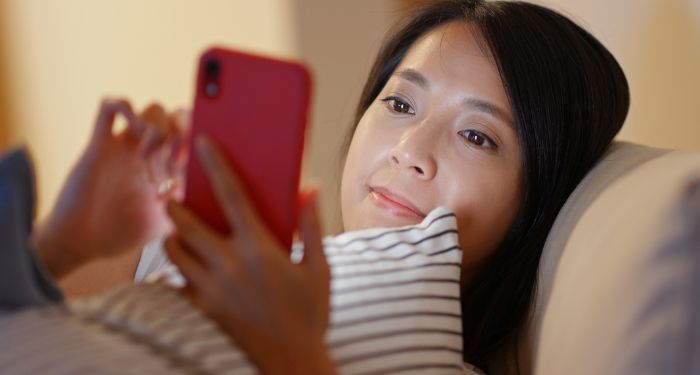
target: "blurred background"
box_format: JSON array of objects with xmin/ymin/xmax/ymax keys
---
[{"xmin": 1, "ymin": 0, "xmax": 699, "ymax": 236}]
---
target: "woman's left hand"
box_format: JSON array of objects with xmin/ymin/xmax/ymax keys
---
[
  {"xmin": 164, "ymin": 137, "xmax": 335, "ymax": 374},
  {"xmin": 34, "ymin": 99, "xmax": 189, "ymax": 279}
]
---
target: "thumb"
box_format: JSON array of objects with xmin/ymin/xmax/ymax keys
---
[{"xmin": 299, "ymin": 188, "xmax": 328, "ymax": 278}]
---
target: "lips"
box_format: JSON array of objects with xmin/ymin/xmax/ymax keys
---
[{"xmin": 369, "ymin": 186, "xmax": 427, "ymax": 219}]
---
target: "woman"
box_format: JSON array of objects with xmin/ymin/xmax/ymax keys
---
[{"xmin": 28, "ymin": 0, "xmax": 628, "ymax": 372}]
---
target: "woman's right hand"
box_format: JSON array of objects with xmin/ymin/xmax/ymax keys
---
[
  {"xmin": 35, "ymin": 98, "xmax": 190, "ymax": 279},
  {"xmin": 164, "ymin": 138, "xmax": 334, "ymax": 374}
]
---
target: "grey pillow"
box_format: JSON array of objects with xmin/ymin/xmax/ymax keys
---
[{"xmin": 535, "ymin": 150, "xmax": 700, "ymax": 375}]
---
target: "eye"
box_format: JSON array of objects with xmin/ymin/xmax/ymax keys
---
[
  {"xmin": 380, "ymin": 96, "xmax": 415, "ymax": 115},
  {"xmin": 458, "ymin": 129, "xmax": 498, "ymax": 150}
]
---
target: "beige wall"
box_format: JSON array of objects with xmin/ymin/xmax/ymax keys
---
[
  {"xmin": 0, "ymin": 0, "xmax": 300, "ymax": 219},
  {"xmin": 535, "ymin": 0, "xmax": 700, "ymax": 150},
  {"xmin": 0, "ymin": 25, "xmax": 9, "ymax": 149}
]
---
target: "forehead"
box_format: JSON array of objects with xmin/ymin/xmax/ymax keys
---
[{"xmin": 395, "ymin": 22, "xmax": 507, "ymax": 106}]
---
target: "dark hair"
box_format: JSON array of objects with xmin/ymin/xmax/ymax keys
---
[{"xmin": 343, "ymin": 0, "xmax": 629, "ymax": 370}]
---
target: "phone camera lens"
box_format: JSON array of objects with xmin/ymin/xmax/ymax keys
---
[
  {"xmin": 205, "ymin": 59, "xmax": 220, "ymax": 77},
  {"xmin": 205, "ymin": 82, "xmax": 219, "ymax": 97}
]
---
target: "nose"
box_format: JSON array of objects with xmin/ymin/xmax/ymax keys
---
[{"xmin": 388, "ymin": 122, "xmax": 438, "ymax": 180}]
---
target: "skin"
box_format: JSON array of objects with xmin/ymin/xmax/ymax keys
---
[
  {"xmin": 34, "ymin": 21, "xmax": 523, "ymax": 373},
  {"xmin": 34, "ymin": 99, "xmax": 188, "ymax": 280},
  {"xmin": 341, "ymin": 21, "xmax": 523, "ymax": 282}
]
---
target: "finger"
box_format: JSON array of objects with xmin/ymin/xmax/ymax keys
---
[
  {"xmin": 167, "ymin": 108, "xmax": 191, "ymax": 158},
  {"xmin": 195, "ymin": 136, "xmax": 269, "ymax": 243},
  {"xmin": 171, "ymin": 107, "xmax": 191, "ymax": 133},
  {"xmin": 299, "ymin": 189, "xmax": 329, "ymax": 278},
  {"xmin": 165, "ymin": 235, "xmax": 243, "ymax": 326},
  {"xmin": 163, "ymin": 235, "xmax": 213, "ymax": 293},
  {"xmin": 93, "ymin": 98, "xmax": 137, "ymax": 141},
  {"xmin": 137, "ymin": 103, "xmax": 169, "ymax": 157},
  {"xmin": 179, "ymin": 283, "xmax": 195, "ymax": 301},
  {"xmin": 166, "ymin": 201, "xmax": 231, "ymax": 268},
  {"xmin": 145, "ymin": 109, "xmax": 189, "ymax": 195},
  {"xmin": 165, "ymin": 109, "xmax": 190, "ymax": 176}
]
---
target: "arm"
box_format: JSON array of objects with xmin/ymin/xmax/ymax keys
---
[{"xmin": 55, "ymin": 250, "xmax": 141, "ymax": 298}]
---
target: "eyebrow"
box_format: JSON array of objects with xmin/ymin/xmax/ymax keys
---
[
  {"xmin": 394, "ymin": 68, "xmax": 514, "ymax": 127},
  {"xmin": 396, "ymin": 68, "xmax": 429, "ymax": 89},
  {"xmin": 463, "ymin": 98, "xmax": 513, "ymax": 127}
]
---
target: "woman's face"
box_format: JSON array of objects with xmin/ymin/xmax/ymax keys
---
[{"xmin": 341, "ymin": 22, "xmax": 523, "ymax": 277}]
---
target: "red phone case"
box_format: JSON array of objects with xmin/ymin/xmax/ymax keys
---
[{"xmin": 184, "ymin": 47, "xmax": 312, "ymax": 250}]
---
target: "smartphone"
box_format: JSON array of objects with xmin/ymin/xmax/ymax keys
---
[{"xmin": 183, "ymin": 47, "xmax": 312, "ymax": 251}]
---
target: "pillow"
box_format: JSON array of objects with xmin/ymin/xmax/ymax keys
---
[
  {"xmin": 534, "ymin": 150, "xmax": 700, "ymax": 375},
  {"xmin": 2, "ymin": 206, "xmax": 482, "ymax": 374},
  {"xmin": 489, "ymin": 142, "xmax": 671, "ymax": 375}
]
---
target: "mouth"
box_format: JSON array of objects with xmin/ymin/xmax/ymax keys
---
[{"xmin": 368, "ymin": 186, "xmax": 427, "ymax": 219}]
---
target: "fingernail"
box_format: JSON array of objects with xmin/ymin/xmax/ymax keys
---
[{"xmin": 300, "ymin": 188, "xmax": 319, "ymax": 210}]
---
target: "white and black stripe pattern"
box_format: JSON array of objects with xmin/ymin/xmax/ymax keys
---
[
  {"xmin": 321, "ymin": 206, "xmax": 465, "ymax": 374},
  {"xmin": 0, "ymin": 207, "xmax": 478, "ymax": 374},
  {"xmin": 0, "ymin": 284, "xmax": 249, "ymax": 374}
]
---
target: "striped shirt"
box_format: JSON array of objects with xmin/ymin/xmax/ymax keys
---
[{"xmin": 0, "ymin": 207, "xmax": 483, "ymax": 374}]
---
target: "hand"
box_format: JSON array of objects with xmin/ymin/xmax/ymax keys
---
[
  {"xmin": 164, "ymin": 137, "xmax": 335, "ymax": 374},
  {"xmin": 35, "ymin": 98, "xmax": 190, "ymax": 279}
]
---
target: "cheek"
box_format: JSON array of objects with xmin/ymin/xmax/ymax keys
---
[
  {"xmin": 340, "ymin": 144, "xmax": 362, "ymax": 229},
  {"xmin": 340, "ymin": 112, "xmax": 389, "ymax": 229},
  {"xmin": 442, "ymin": 165, "xmax": 522, "ymax": 271}
]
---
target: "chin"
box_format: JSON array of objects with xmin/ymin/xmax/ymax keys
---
[
  {"xmin": 343, "ymin": 200, "xmax": 426, "ymax": 232},
  {"xmin": 361, "ymin": 210, "xmax": 424, "ymax": 230}
]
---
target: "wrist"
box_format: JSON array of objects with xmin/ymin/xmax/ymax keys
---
[
  {"xmin": 292, "ymin": 344, "xmax": 335, "ymax": 375},
  {"xmin": 32, "ymin": 223, "xmax": 89, "ymax": 280},
  {"xmin": 310, "ymin": 348, "xmax": 336, "ymax": 375},
  {"xmin": 261, "ymin": 342, "xmax": 336, "ymax": 375}
]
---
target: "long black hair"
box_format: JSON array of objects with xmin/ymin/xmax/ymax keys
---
[{"xmin": 343, "ymin": 0, "xmax": 629, "ymax": 370}]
